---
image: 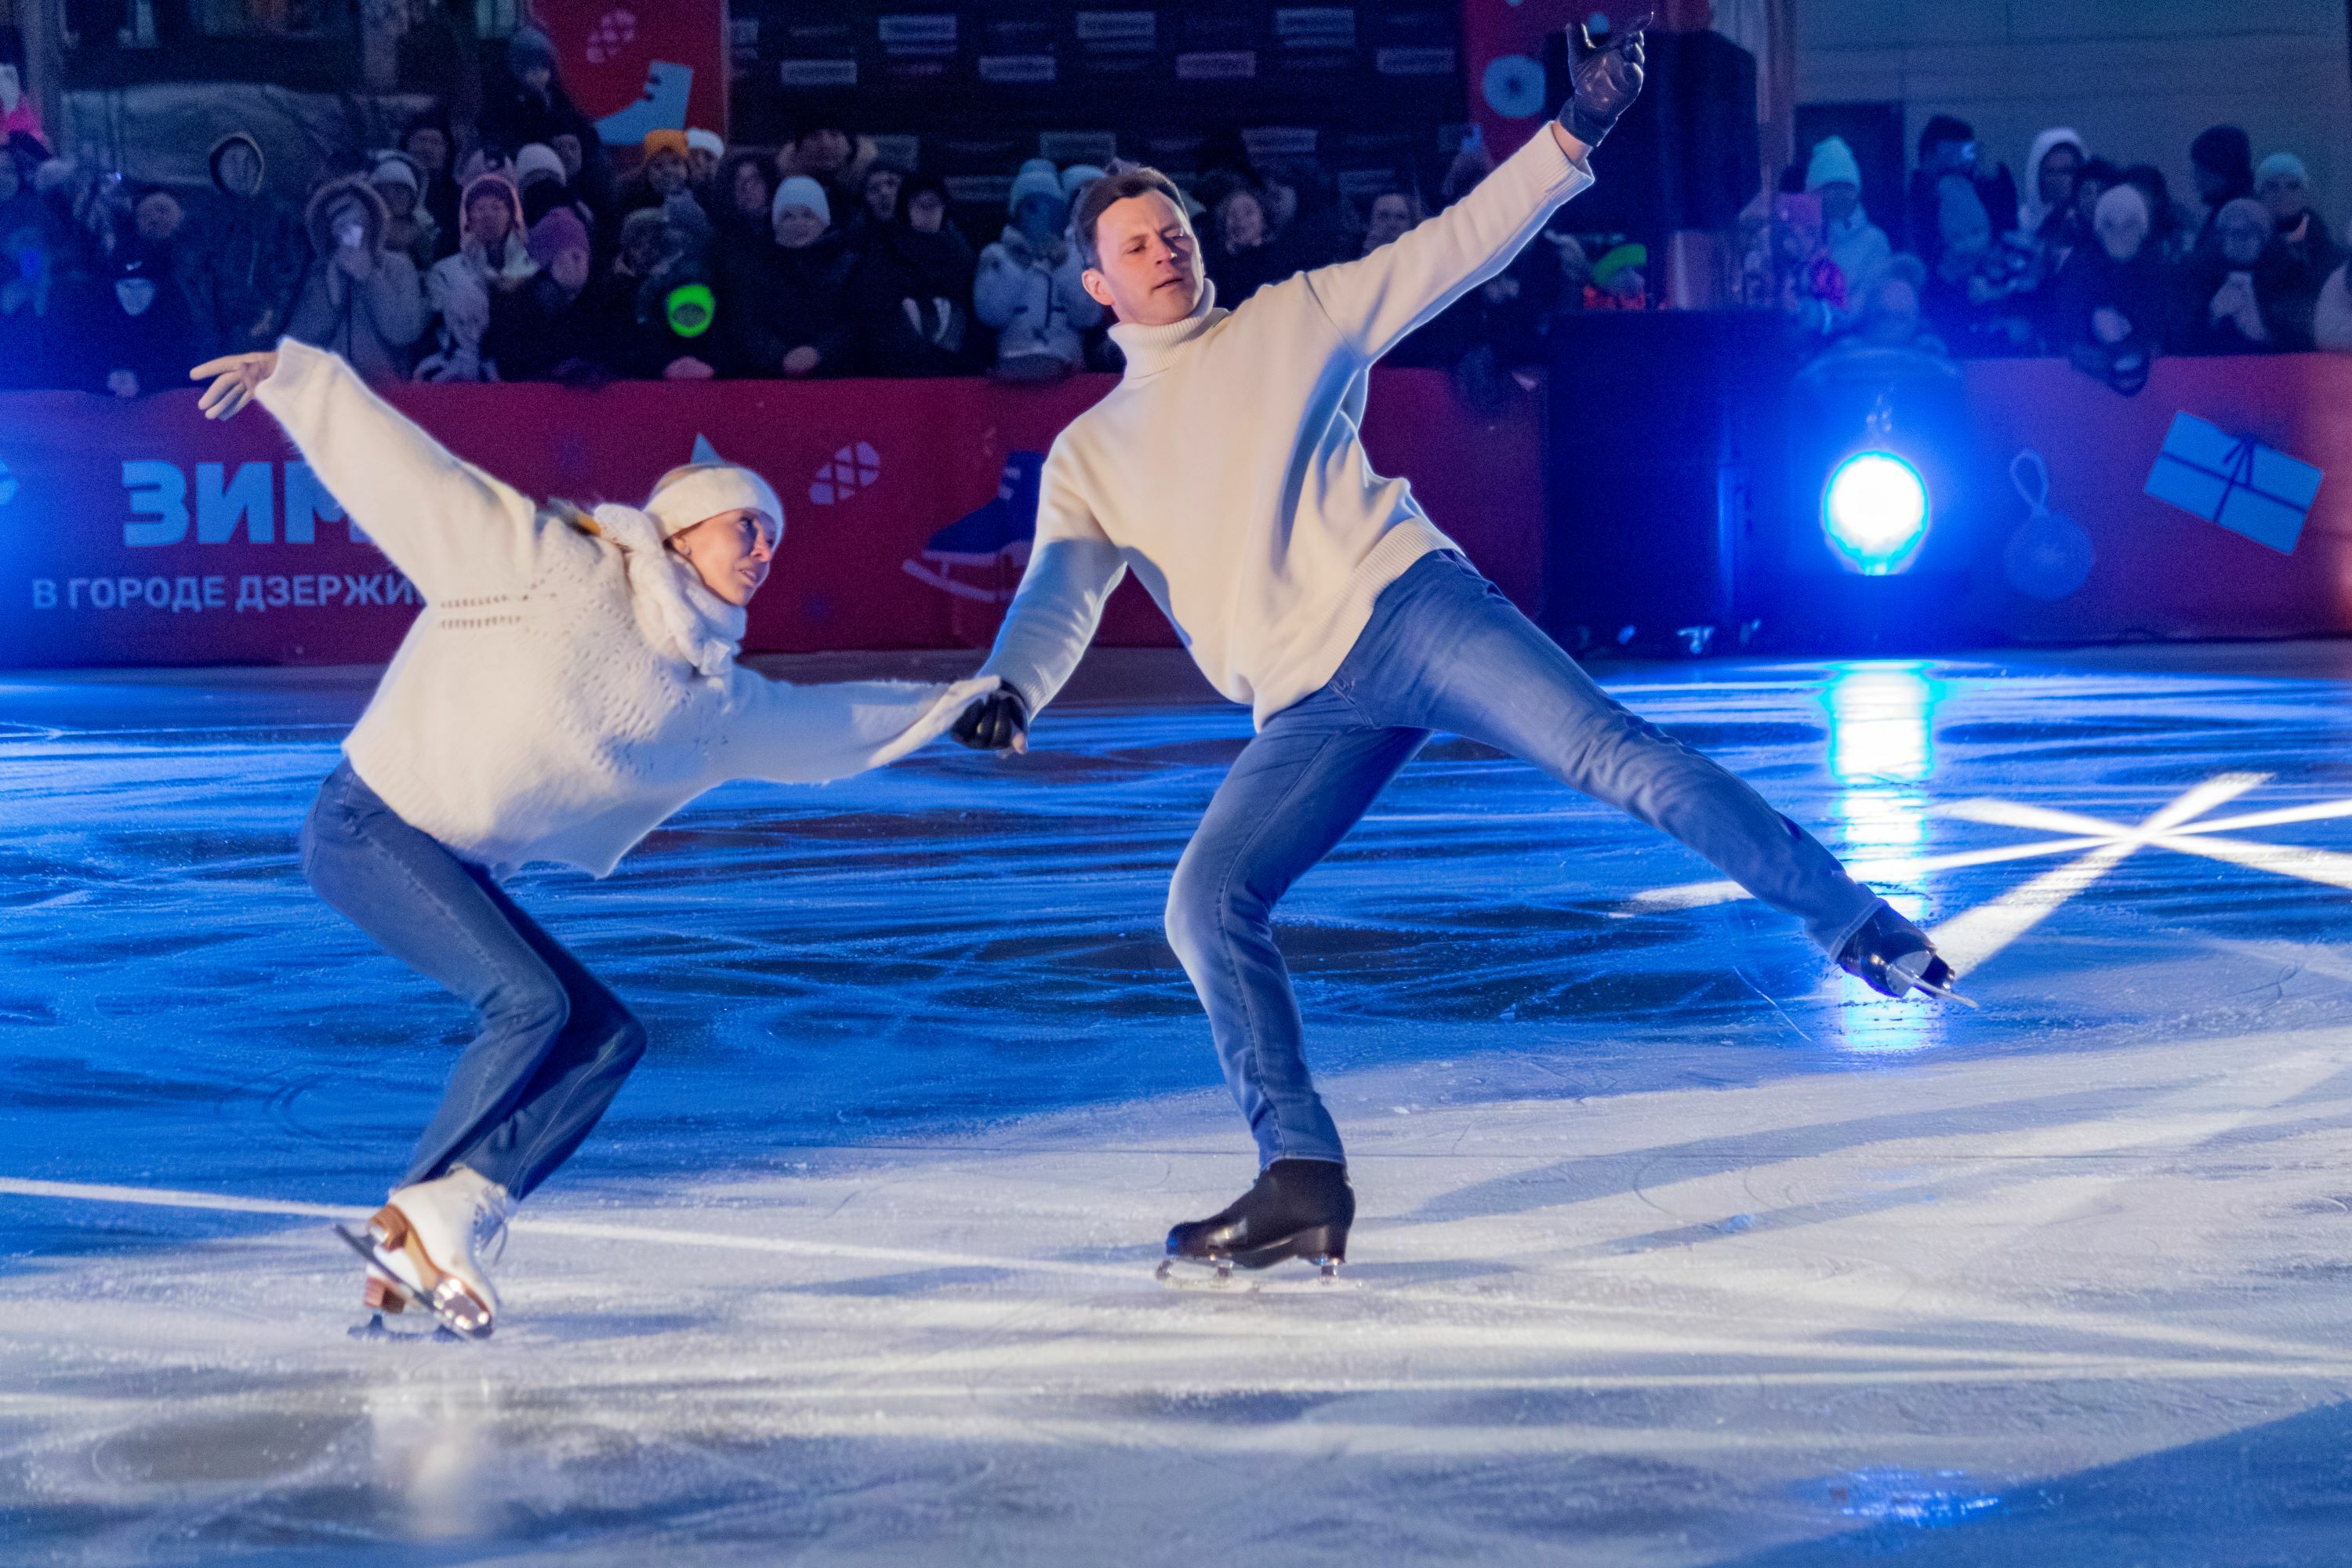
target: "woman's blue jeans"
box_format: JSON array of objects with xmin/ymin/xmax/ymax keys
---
[{"xmin": 299, "ymin": 761, "xmax": 647, "ymax": 1200}]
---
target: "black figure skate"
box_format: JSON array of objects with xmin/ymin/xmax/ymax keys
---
[
  {"xmin": 1838, "ymin": 903, "xmax": 1972, "ymax": 1006},
  {"xmin": 1160, "ymin": 1158, "xmax": 1355, "ymax": 1285}
]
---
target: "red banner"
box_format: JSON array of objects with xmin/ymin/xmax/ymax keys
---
[
  {"xmin": 0, "ymin": 372, "xmax": 1547, "ymax": 670},
  {"xmin": 529, "ymin": 0, "xmax": 729, "ymax": 146},
  {"xmin": 1960, "ymin": 354, "xmax": 2352, "ymax": 641}
]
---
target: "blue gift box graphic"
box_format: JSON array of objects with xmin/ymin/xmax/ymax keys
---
[{"xmin": 2143, "ymin": 412, "xmax": 2324, "ymax": 555}]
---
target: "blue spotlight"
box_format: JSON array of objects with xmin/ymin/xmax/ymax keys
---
[{"xmin": 1823, "ymin": 451, "xmax": 1931, "ymax": 576}]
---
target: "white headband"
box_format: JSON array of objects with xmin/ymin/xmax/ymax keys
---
[{"xmin": 644, "ymin": 465, "xmax": 784, "ymax": 539}]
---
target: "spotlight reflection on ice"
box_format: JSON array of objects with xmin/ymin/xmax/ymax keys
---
[
  {"xmin": 1823, "ymin": 664, "xmax": 1945, "ymax": 1052},
  {"xmin": 1827, "ymin": 1468, "xmax": 2005, "ymax": 1526}
]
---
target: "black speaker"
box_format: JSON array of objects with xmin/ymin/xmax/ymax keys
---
[
  {"xmin": 1543, "ymin": 29, "xmax": 1762, "ymax": 238},
  {"xmin": 1541, "ymin": 310, "xmax": 1794, "ymax": 655}
]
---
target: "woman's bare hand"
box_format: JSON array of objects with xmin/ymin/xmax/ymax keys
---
[{"xmin": 190, "ymin": 352, "xmax": 279, "ymax": 421}]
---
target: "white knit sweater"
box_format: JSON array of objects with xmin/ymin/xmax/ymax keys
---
[
  {"xmin": 981, "ymin": 129, "xmax": 1592, "ymax": 728},
  {"xmin": 256, "ymin": 340, "xmax": 993, "ymax": 877}
]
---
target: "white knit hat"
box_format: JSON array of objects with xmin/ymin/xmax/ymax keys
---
[
  {"xmin": 686, "ymin": 127, "xmax": 724, "ymax": 158},
  {"xmin": 514, "ymin": 142, "xmax": 566, "ymax": 188},
  {"xmin": 771, "ymin": 174, "xmax": 831, "ymax": 227},
  {"xmin": 644, "ymin": 463, "xmax": 785, "ymax": 539},
  {"xmin": 1804, "ymin": 136, "xmax": 1861, "ymax": 192}
]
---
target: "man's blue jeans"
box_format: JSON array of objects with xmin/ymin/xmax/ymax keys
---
[
  {"xmin": 1165, "ymin": 551, "xmax": 1883, "ymax": 1168},
  {"xmin": 299, "ymin": 761, "xmax": 647, "ymax": 1200}
]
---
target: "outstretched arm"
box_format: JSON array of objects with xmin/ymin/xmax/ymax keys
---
[
  {"xmin": 1302, "ymin": 20, "xmax": 1646, "ymax": 363},
  {"xmin": 960, "ymin": 447, "xmax": 1126, "ymax": 751},
  {"xmin": 723, "ymin": 673, "xmax": 1001, "ymax": 783},
  {"xmin": 195, "ymin": 339, "xmax": 542, "ymax": 601}
]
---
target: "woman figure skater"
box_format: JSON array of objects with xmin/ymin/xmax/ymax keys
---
[{"xmin": 192, "ymin": 343, "xmax": 993, "ymax": 1338}]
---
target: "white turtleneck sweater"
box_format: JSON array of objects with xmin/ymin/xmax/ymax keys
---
[
  {"xmin": 981, "ymin": 129, "xmax": 1592, "ymax": 728},
  {"xmin": 256, "ymin": 339, "xmax": 993, "ymax": 877}
]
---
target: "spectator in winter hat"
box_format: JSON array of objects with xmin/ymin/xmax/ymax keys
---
[
  {"xmin": 852, "ymin": 169, "xmax": 978, "ymax": 376},
  {"xmin": 779, "ymin": 114, "xmax": 869, "ymax": 211},
  {"xmin": 371, "ymin": 151, "xmax": 439, "ymax": 271},
  {"xmin": 2050, "ymin": 182, "xmax": 2165, "ymax": 392},
  {"xmin": 2176, "ymin": 195, "xmax": 2302, "ymax": 352},
  {"xmin": 974, "ymin": 158, "xmax": 1102, "ymax": 380},
  {"xmin": 284, "ymin": 175, "xmax": 426, "ymax": 381},
  {"xmin": 488, "ymin": 207, "xmax": 596, "ymax": 380},
  {"xmin": 402, "ymin": 122, "xmax": 461, "ymax": 255},
  {"xmin": 720, "ymin": 174, "xmax": 857, "ymax": 378},
  {"xmin": 182, "ymin": 129, "xmax": 306, "ymax": 358},
  {"xmin": 2020, "ymin": 129, "xmax": 2085, "ymax": 240},
  {"xmin": 421, "ymin": 174, "xmax": 537, "ymax": 383},
  {"xmin": 1792, "ymin": 135, "xmax": 1891, "ymax": 338},
  {"xmin": 67, "ymin": 241, "xmax": 195, "ymax": 397},
  {"xmin": 1060, "ymin": 164, "xmax": 1105, "ymax": 205},
  {"xmin": 2256, "ymin": 151, "xmax": 2343, "ymax": 280}
]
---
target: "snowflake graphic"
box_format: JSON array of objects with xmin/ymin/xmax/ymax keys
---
[
  {"xmin": 585, "ymin": 9, "xmax": 637, "ymax": 65},
  {"xmin": 809, "ymin": 442, "xmax": 881, "ymax": 506}
]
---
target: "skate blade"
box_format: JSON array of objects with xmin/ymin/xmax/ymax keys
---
[
  {"xmin": 1155, "ymin": 1253, "xmax": 1351, "ymax": 1292},
  {"xmin": 332, "ymin": 1223, "xmax": 494, "ymax": 1341},
  {"xmin": 1908, "ymin": 973, "xmax": 1978, "ymax": 1008}
]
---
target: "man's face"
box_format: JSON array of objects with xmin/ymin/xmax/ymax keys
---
[
  {"xmin": 648, "ymin": 150, "xmax": 688, "ymax": 197},
  {"xmin": 797, "ymin": 129, "xmax": 851, "ymax": 177},
  {"xmin": 1365, "ymin": 193, "xmax": 1413, "ymax": 251},
  {"xmin": 551, "ymin": 246, "xmax": 590, "ymax": 292},
  {"xmin": 1080, "ymin": 191, "xmax": 1203, "ymax": 327},
  {"xmin": 407, "ymin": 128, "xmax": 448, "ymax": 174},
  {"xmin": 2260, "ymin": 172, "xmax": 2310, "ymax": 226},
  {"xmin": 773, "ymin": 203, "xmax": 826, "ymax": 249},
  {"xmin": 552, "ymin": 134, "xmax": 583, "ymax": 177},
  {"xmin": 1817, "ymin": 180, "xmax": 1859, "ymax": 224},
  {"xmin": 688, "ymin": 148, "xmax": 719, "ymax": 185},
  {"xmin": 376, "ymin": 179, "xmax": 416, "ymax": 218},
  {"xmin": 907, "ymin": 188, "xmax": 946, "ymax": 234},
  {"xmin": 2038, "ymin": 145, "xmax": 2079, "ymax": 206},
  {"xmin": 866, "ymin": 168, "xmax": 900, "ymax": 221}
]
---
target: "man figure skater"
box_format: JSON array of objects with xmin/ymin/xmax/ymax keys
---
[{"xmin": 953, "ymin": 21, "xmax": 1958, "ymax": 1278}]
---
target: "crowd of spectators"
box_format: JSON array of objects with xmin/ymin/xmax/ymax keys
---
[
  {"xmin": 0, "ymin": 26, "xmax": 2346, "ymax": 400},
  {"xmin": 1768, "ymin": 116, "xmax": 2352, "ymax": 393}
]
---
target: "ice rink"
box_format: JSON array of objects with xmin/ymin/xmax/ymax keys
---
[{"xmin": 7, "ymin": 644, "xmax": 2352, "ymax": 1565}]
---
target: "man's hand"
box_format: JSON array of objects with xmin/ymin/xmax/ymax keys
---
[
  {"xmin": 1561, "ymin": 11, "xmax": 1650, "ymax": 152},
  {"xmin": 952, "ymin": 684, "xmax": 1029, "ymax": 754},
  {"xmin": 191, "ymin": 351, "xmax": 278, "ymax": 420}
]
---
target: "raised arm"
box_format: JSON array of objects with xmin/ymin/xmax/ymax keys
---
[
  {"xmin": 1303, "ymin": 127, "xmax": 1594, "ymax": 365},
  {"xmin": 198, "ymin": 339, "xmax": 543, "ymax": 601},
  {"xmin": 1301, "ymin": 20, "xmax": 1645, "ymax": 363},
  {"xmin": 971, "ymin": 443, "xmax": 1127, "ymax": 740}
]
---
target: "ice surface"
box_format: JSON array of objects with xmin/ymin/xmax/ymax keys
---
[{"xmin": 6, "ymin": 648, "xmax": 2352, "ymax": 1564}]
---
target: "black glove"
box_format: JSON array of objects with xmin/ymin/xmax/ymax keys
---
[
  {"xmin": 952, "ymin": 684, "xmax": 1030, "ymax": 753},
  {"xmin": 1561, "ymin": 12, "xmax": 1650, "ymax": 151}
]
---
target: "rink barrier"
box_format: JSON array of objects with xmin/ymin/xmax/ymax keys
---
[
  {"xmin": 0, "ymin": 369, "xmax": 1546, "ymax": 670},
  {"xmin": 1958, "ymin": 354, "xmax": 2352, "ymax": 642}
]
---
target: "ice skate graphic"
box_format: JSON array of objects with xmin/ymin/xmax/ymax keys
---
[
  {"xmin": 594, "ymin": 60, "xmax": 692, "ymax": 147},
  {"xmin": 902, "ymin": 450, "xmax": 1043, "ymax": 604}
]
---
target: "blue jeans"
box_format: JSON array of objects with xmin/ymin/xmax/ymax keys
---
[
  {"xmin": 299, "ymin": 761, "xmax": 647, "ymax": 1200},
  {"xmin": 1165, "ymin": 552, "xmax": 1883, "ymax": 1168}
]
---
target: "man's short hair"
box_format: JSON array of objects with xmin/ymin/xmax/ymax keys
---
[{"xmin": 1072, "ymin": 165, "xmax": 1189, "ymax": 271}]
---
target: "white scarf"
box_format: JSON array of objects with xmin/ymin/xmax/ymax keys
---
[{"xmin": 589, "ymin": 503, "xmax": 747, "ymax": 683}]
